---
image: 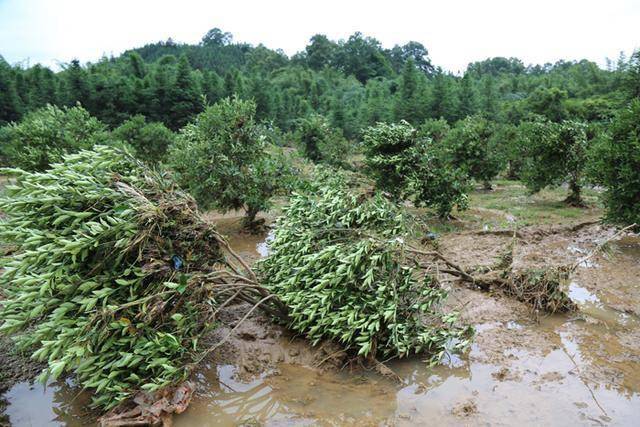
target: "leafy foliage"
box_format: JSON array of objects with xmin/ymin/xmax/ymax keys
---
[
  {"xmin": 519, "ymin": 118, "xmax": 591, "ymax": 205},
  {"xmin": 2, "ymin": 104, "xmax": 108, "ymax": 170},
  {"xmin": 2, "ymin": 28, "xmax": 628, "ymax": 140},
  {"xmin": 588, "ymin": 100, "xmax": 640, "ymax": 224},
  {"xmin": 295, "ymin": 114, "xmax": 351, "ymax": 166},
  {"xmin": 257, "ymin": 172, "xmax": 471, "ymax": 360},
  {"xmin": 526, "ymin": 87, "xmax": 568, "ymax": 122},
  {"xmin": 363, "ymin": 121, "xmax": 469, "ymax": 217},
  {"xmin": 112, "ymin": 115, "xmax": 175, "ymax": 163},
  {"xmin": 443, "ymin": 115, "xmax": 504, "ymax": 189},
  {"xmin": 168, "ymin": 98, "xmax": 292, "ymax": 226},
  {"xmin": 0, "ymin": 146, "xmax": 232, "ymax": 409},
  {"xmin": 417, "ymin": 118, "xmax": 451, "ymax": 144}
]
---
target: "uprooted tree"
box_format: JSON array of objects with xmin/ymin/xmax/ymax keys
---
[
  {"xmin": 168, "ymin": 97, "xmax": 293, "ymax": 229},
  {"xmin": 362, "ymin": 120, "xmax": 469, "ymax": 218},
  {"xmin": 0, "ymin": 145, "xmax": 284, "ymax": 414},
  {"xmin": 257, "ymin": 169, "xmax": 473, "ymax": 361},
  {"xmin": 257, "ymin": 168, "xmax": 577, "ymax": 362},
  {"xmin": 0, "ymin": 146, "xmax": 579, "ymax": 423}
]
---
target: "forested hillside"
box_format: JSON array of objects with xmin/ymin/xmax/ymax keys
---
[{"xmin": 1, "ymin": 27, "xmax": 637, "ymax": 137}]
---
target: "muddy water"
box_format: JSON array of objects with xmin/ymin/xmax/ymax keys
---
[
  {"xmin": 173, "ymin": 231, "xmax": 640, "ymax": 426},
  {"xmin": 3, "ymin": 230, "xmax": 640, "ymax": 426}
]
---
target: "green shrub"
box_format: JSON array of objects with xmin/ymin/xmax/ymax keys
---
[
  {"xmin": 519, "ymin": 118, "xmax": 592, "ymax": 205},
  {"xmin": 257, "ymin": 174, "xmax": 471, "ymax": 360},
  {"xmin": 2, "ymin": 104, "xmax": 108, "ymax": 171},
  {"xmin": 588, "ymin": 100, "xmax": 640, "ymax": 224},
  {"xmin": 363, "ymin": 121, "xmax": 469, "ymax": 218},
  {"xmin": 295, "ymin": 114, "xmax": 351, "ymax": 166},
  {"xmin": 112, "ymin": 115, "xmax": 175, "ymax": 163},
  {"xmin": 417, "ymin": 118, "xmax": 451, "ymax": 144},
  {"xmin": 168, "ymin": 98, "xmax": 292, "ymax": 227},
  {"xmin": 444, "ymin": 115, "xmax": 504, "ymax": 189}
]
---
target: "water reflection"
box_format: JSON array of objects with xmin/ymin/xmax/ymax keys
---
[
  {"xmin": 4, "ymin": 231, "xmax": 640, "ymax": 426},
  {"xmin": 4, "ymin": 378, "xmax": 91, "ymax": 426},
  {"xmin": 175, "ymin": 364, "xmax": 398, "ymax": 426}
]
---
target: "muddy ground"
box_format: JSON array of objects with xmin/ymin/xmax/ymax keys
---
[{"xmin": 1, "ymin": 195, "xmax": 640, "ymax": 425}]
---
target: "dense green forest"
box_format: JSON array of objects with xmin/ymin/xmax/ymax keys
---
[
  {"xmin": 2, "ymin": 27, "xmax": 639, "ymax": 224},
  {"xmin": 1, "ymin": 28, "xmax": 637, "ymax": 135}
]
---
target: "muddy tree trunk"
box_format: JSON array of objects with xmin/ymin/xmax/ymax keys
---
[
  {"xmin": 482, "ymin": 180, "xmax": 493, "ymax": 191},
  {"xmin": 564, "ymin": 178, "xmax": 585, "ymax": 207},
  {"xmin": 242, "ymin": 206, "xmax": 265, "ymax": 233}
]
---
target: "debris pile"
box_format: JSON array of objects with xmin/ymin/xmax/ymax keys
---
[
  {"xmin": 257, "ymin": 172, "xmax": 472, "ymax": 362},
  {"xmin": 0, "ymin": 146, "xmax": 275, "ymax": 412}
]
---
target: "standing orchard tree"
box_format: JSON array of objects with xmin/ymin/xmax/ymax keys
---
[
  {"xmin": 588, "ymin": 100, "xmax": 640, "ymax": 224},
  {"xmin": 295, "ymin": 114, "xmax": 350, "ymax": 166},
  {"xmin": 112, "ymin": 115, "xmax": 175, "ymax": 163},
  {"xmin": 519, "ymin": 118, "xmax": 591, "ymax": 206},
  {"xmin": 363, "ymin": 121, "xmax": 469, "ymax": 218},
  {"xmin": 493, "ymin": 123, "xmax": 521, "ymax": 179},
  {"xmin": 417, "ymin": 118, "xmax": 450, "ymax": 144},
  {"xmin": 168, "ymin": 98, "xmax": 290, "ymax": 229},
  {"xmin": 444, "ymin": 115, "xmax": 504, "ymax": 190},
  {"xmin": 2, "ymin": 104, "xmax": 108, "ymax": 171},
  {"xmin": 363, "ymin": 121, "xmax": 416, "ymax": 196}
]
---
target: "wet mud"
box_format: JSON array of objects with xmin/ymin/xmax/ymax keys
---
[{"xmin": 2, "ymin": 217, "xmax": 639, "ymax": 426}]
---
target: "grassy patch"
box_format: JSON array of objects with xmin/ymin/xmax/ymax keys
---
[
  {"xmin": 412, "ymin": 180, "xmax": 603, "ymax": 232},
  {"xmin": 466, "ymin": 180, "xmax": 602, "ymax": 227}
]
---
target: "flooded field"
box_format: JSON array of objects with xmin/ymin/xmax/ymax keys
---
[{"xmin": 2, "ymin": 217, "xmax": 640, "ymax": 426}]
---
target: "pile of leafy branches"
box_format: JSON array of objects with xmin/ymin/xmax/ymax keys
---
[
  {"xmin": 504, "ymin": 267, "xmax": 577, "ymax": 313},
  {"xmin": 0, "ymin": 145, "xmax": 276, "ymax": 411},
  {"xmin": 466, "ymin": 267, "xmax": 577, "ymax": 314},
  {"xmin": 257, "ymin": 170, "xmax": 471, "ymax": 362},
  {"xmin": 407, "ymin": 236, "xmax": 576, "ymax": 315}
]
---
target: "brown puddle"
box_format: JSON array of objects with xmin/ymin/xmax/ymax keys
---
[{"xmin": 3, "ymin": 226, "xmax": 640, "ymax": 426}]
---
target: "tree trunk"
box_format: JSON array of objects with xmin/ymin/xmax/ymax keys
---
[
  {"xmin": 564, "ymin": 178, "xmax": 585, "ymax": 207},
  {"xmin": 242, "ymin": 206, "xmax": 265, "ymax": 233}
]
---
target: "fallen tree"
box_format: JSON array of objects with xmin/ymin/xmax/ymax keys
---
[
  {"xmin": 0, "ymin": 146, "xmax": 283, "ymax": 416},
  {"xmin": 0, "ymin": 150, "xmax": 582, "ymax": 424},
  {"xmin": 257, "ymin": 170, "xmax": 473, "ymax": 363}
]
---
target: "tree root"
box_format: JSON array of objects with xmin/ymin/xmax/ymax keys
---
[{"xmin": 408, "ymin": 245, "xmax": 576, "ymax": 314}]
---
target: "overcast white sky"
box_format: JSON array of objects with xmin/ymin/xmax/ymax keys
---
[{"xmin": 1, "ymin": 0, "xmax": 638, "ymax": 73}]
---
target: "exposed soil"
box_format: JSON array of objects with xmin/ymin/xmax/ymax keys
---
[
  {"xmin": 200, "ymin": 302, "xmax": 347, "ymax": 382},
  {"xmin": 2, "ymin": 212, "xmax": 640, "ymax": 426}
]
